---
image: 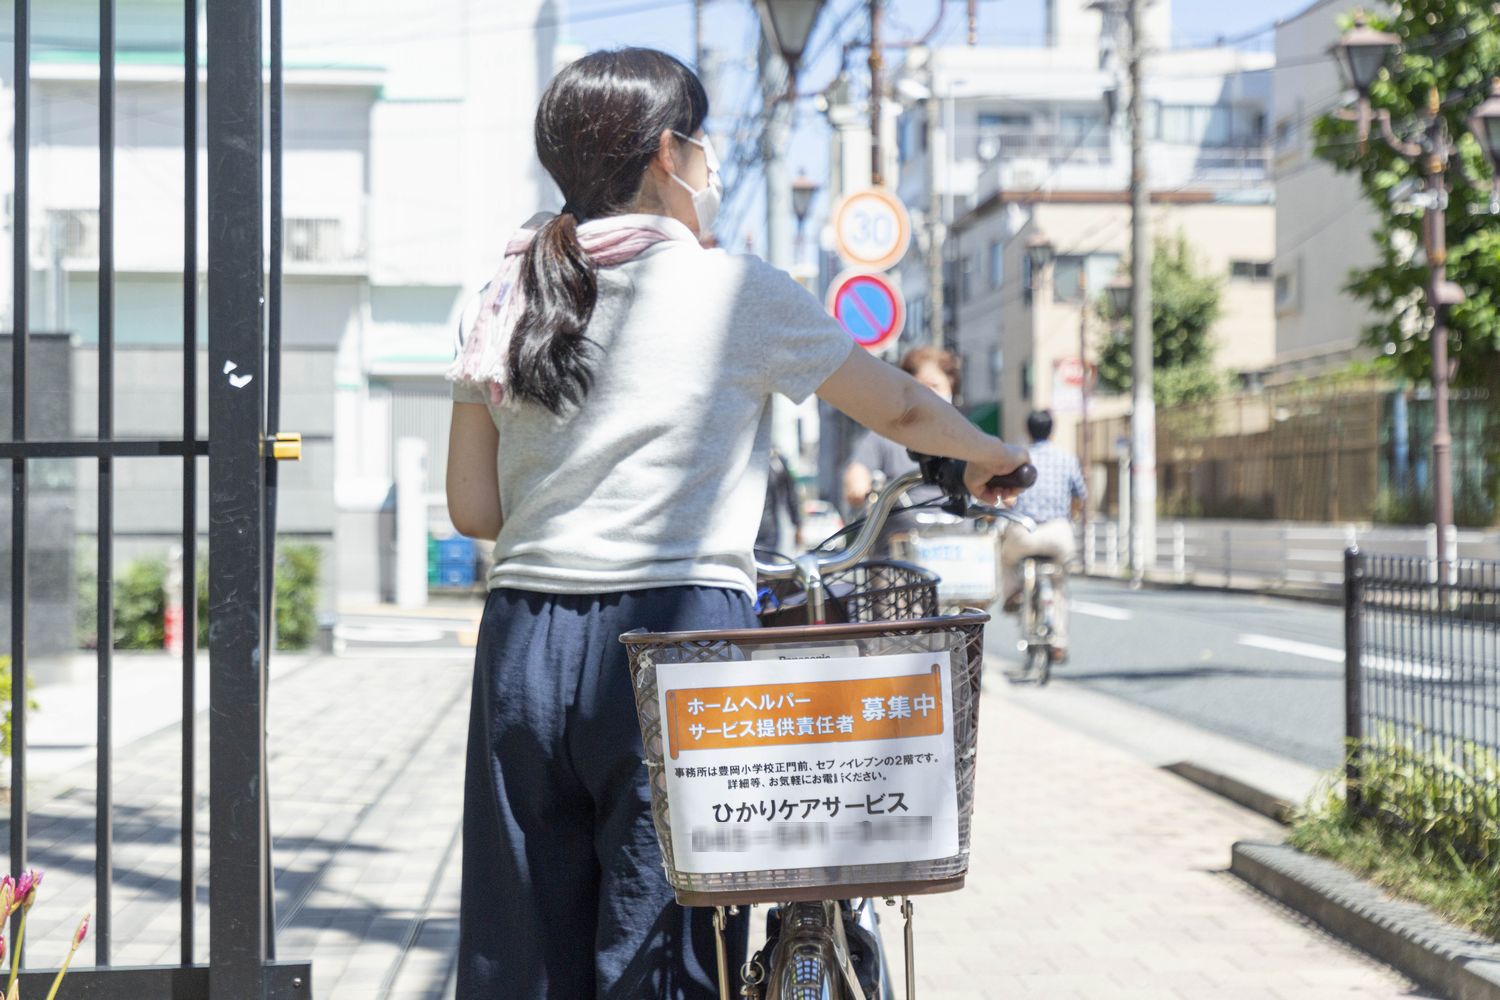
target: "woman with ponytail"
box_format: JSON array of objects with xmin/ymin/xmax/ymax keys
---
[{"xmin": 446, "ymin": 48, "xmax": 1030, "ymax": 999}]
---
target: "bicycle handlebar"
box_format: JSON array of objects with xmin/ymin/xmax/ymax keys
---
[{"xmin": 754, "ymin": 455, "xmax": 1036, "ymax": 581}]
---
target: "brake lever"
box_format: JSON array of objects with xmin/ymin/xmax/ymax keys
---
[{"xmin": 966, "ymin": 503, "xmax": 1037, "ymax": 532}]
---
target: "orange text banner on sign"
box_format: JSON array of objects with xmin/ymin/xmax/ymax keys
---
[{"xmin": 664, "ymin": 663, "xmax": 944, "ymax": 759}]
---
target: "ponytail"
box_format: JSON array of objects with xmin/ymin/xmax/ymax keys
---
[
  {"xmin": 508, "ymin": 211, "xmax": 598, "ymax": 415},
  {"xmin": 509, "ymin": 47, "xmax": 709, "ymax": 413}
]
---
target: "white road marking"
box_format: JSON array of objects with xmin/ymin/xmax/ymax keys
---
[
  {"xmin": 1073, "ymin": 601, "xmax": 1134, "ymax": 621},
  {"xmin": 1236, "ymin": 634, "xmax": 1448, "ymax": 680},
  {"xmin": 1236, "ymin": 634, "xmax": 1341, "ymax": 662}
]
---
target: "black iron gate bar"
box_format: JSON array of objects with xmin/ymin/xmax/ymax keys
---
[
  {"xmin": 7, "ymin": 0, "xmax": 30, "ymax": 967},
  {"xmin": 0, "ymin": 0, "xmax": 310, "ymax": 992}
]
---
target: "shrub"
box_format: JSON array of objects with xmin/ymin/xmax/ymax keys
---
[
  {"xmin": 113, "ymin": 559, "xmax": 167, "ymax": 651},
  {"xmin": 1291, "ymin": 733, "xmax": 1500, "ymax": 938},
  {"xmin": 99, "ymin": 543, "xmax": 323, "ymax": 653},
  {"xmin": 273, "ymin": 543, "xmax": 321, "ymax": 651}
]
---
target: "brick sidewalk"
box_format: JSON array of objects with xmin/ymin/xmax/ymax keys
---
[
  {"xmin": 5, "ymin": 647, "xmax": 1428, "ymax": 999},
  {"xmin": 873, "ymin": 677, "xmax": 1427, "ymax": 999}
]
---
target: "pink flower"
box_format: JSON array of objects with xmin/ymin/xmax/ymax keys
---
[
  {"xmin": 14, "ymin": 870, "xmax": 42, "ymax": 909},
  {"xmin": 73, "ymin": 915, "xmax": 89, "ymax": 949}
]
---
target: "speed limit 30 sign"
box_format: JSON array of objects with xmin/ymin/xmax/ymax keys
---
[{"xmin": 832, "ymin": 187, "xmax": 912, "ymax": 272}]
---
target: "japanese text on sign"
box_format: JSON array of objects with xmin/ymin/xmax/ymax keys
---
[
  {"xmin": 664, "ymin": 665, "xmax": 944, "ymax": 758},
  {"xmin": 655, "ymin": 650, "xmax": 959, "ymax": 874}
]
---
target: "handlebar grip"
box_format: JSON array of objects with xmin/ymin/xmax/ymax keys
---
[{"xmin": 985, "ymin": 463, "xmax": 1037, "ymax": 492}]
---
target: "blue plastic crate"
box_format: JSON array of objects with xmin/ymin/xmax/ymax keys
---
[
  {"xmin": 436, "ymin": 563, "xmax": 475, "ymax": 588},
  {"xmin": 436, "ymin": 536, "xmax": 474, "ymax": 564}
]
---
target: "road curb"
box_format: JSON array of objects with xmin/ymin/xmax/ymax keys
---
[
  {"xmin": 1162, "ymin": 761, "xmax": 1295, "ymax": 824},
  {"xmin": 1232, "ymin": 841, "xmax": 1500, "ymax": 1000}
]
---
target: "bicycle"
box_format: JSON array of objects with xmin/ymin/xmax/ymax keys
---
[
  {"xmin": 622, "ymin": 454, "xmax": 1035, "ymax": 1000},
  {"xmin": 1011, "ymin": 555, "xmax": 1060, "ymax": 686}
]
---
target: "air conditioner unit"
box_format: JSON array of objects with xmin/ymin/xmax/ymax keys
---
[
  {"xmin": 285, "ymin": 217, "xmax": 343, "ymax": 263},
  {"xmin": 46, "ymin": 209, "xmax": 100, "ymax": 259}
]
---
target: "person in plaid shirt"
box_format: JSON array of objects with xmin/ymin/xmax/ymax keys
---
[{"xmin": 1001, "ymin": 410, "xmax": 1085, "ymax": 661}]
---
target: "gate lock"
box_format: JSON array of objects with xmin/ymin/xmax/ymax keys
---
[{"xmin": 268, "ymin": 432, "xmax": 302, "ymax": 461}]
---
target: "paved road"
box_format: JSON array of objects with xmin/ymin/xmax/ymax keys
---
[{"xmin": 985, "ymin": 579, "xmax": 1352, "ymax": 769}]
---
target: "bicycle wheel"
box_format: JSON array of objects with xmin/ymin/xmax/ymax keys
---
[{"xmin": 1025, "ymin": 642, "xmax": 1051, "ymax": 686}]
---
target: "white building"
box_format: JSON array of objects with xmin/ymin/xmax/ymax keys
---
[
  {"xmin": 1271, "ymin": 0, "xmax": 1379, "ymax": 379},
  {"xmin": 4, "ymin": 0, "xmax": 554, "ymax": 604},
  {"xmin": 888, "ymin": 0, "xmax": 1274, "ymax": 426}
]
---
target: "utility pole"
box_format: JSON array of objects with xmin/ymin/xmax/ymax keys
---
[
  {"xmin": 1126, "ymin": 0, "xmax": 1155, "ymax": 582},
  {"xmin": 967, "ymin": 0, "xmax": 978, "ymax": 44},
  {"xmin": 926, "ymin": 95, "xmax": 944, "ymax": 347},
  {"xmin": 1079, "ymin": 269, "xmax": 1092, "ymax": 567},
  {"xmin": 694, "ymin": 0, "xmax": 706, "ymax": 73},
  {"xmin": 1420, "ymin": 87, "xmax": 1455, "ymax": 574},
  {"xmin": 759, "ymin": 35, "xmax": 794, "ymax": 271},
  {"xmin": 869, "ymin": 0, "xmax": 884, "ymax": 186}
]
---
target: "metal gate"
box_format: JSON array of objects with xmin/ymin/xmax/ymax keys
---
[{"xmin": 3, "ymin": 0, "xmax": 309, "ymax": 994}]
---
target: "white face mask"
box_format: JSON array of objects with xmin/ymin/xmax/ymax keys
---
[{"xmin": 669, "ymin": 131, "xmax": 722, "ymax": 235}]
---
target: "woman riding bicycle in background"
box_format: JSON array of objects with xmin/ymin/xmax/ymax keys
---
[{"xmin": 443, "ymin": 47, "xmax": 1029, "ymax": 1000}]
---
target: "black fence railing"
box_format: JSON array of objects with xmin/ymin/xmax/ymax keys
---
[
  {"xmin": 1, "ymin": 0, "xmax": 307, "ymax": 993},
  {"xmin": 1344, "ymin": 549, "xmax": 1500, "ymax": 856}
]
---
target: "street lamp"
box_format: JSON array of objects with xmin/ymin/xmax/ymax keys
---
[
  {"xmin": 1331, "ymin": 13, "xmax": 1397, "ymax": 97},
  {"xmin": 791, "ymin": 171, "xmax": 819, "ymax": 226},
  {"xmin": 1331, "ymin": 18, "xmax": 1498, "ymax": 578},
  {"xmin": 790, "ymin": 171, "xmax": 820, "ymax": 262},
  {"xmin": 1025, "ymin": 232, "xmax": 1053, "ymax": 302},
  {"xmin": 1470, "ymin": 79, "xmax": 1500, "ymax": 209},
  {"xmin": 756, "ymin": 0, "xmax": 825, "ymax": 74}
]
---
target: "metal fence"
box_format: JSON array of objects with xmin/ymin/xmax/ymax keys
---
[
  {"xmin": 3, "ymin": 0, "xmax": 306, "ymax": 995},
  {"xmin": 1343, "ymin": 550, "xmax": 1500, "ymax": 851},
  {"xmin": 1083, "ymin": 517, "xmax": 1500, "ymax": 593}
]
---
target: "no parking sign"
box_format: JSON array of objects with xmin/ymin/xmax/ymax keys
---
[{"xmin": 826, "ymin": 270, "xmax": 905, "ymax": 353}]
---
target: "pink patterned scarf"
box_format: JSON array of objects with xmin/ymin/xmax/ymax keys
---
[{"xmin": 447, "ymin": 213, "xmax": 695, "ymax": 405}]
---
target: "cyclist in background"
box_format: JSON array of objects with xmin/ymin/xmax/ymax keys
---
[{"xmin": 1001, "ymin": 410, "xmax": 1085, "ymax": 663}]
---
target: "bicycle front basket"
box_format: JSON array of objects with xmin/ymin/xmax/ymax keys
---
[
  {"xmin": 757, "ymin": 559, "xmax": 939, "ymax": 627},
  {"xmin": 621, "ymin": 611, "xmax": 987, "ymax": 907}
]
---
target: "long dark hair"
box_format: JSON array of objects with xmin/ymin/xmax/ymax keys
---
[{"xmin": 510, "ymin": 48, "xmax": 709, "ymax": 414}]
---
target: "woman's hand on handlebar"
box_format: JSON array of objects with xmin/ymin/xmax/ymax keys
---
[{"xmin": 965, "ymin": 442, "xmax": 1032, "ymax": 506}]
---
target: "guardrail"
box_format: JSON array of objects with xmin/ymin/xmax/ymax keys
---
[{"xmin": 1083, "ymin": 519, "xmax": 1500, "ymax": 594}]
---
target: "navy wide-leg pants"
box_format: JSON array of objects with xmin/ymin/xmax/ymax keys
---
[{"xmin": 457, "ymin": 586, "xmax": 755, "ymax": 1000}]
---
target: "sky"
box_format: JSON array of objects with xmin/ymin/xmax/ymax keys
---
[{"xmin": 561, "ymin": 0, "xmax": 1319, "ymax": 255}]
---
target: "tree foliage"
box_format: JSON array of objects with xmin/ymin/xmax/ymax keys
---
[
  {"xmin": 1095, "ymin": 235, "xmax": 1224, "ymax": 405},
  {"xmin": 1312, "ymin": 0, "xmax": 1500, "ymax": 388}
]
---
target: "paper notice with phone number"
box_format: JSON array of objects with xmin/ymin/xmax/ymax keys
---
[{"xmin": 655, "ymin": 650, "xmax": 959, "ymax": 874}]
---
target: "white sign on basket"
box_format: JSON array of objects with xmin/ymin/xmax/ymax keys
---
[
  {"xmin": 914, "ymin": 534, "xmax": 999, "ymax": 603},
  {"xmin": 654, "ymin": 650, "xmax": 959, "ymax": 875}
]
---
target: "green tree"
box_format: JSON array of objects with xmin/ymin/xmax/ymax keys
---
[
  {"xmin": 1096, "ymin": 235, "xmax": 1226, "ymax": 406},
  {"xmin": 1313, "ymin": 0, "xmax": 1500, "ymax": 518},
  {"xmin": 1312, "ymin": 0, "xmax": 1500, "ymax": 387}
]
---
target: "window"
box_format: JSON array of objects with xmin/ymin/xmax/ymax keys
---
[
  {"xmin": 1274, "ymin": 257, "xmax": 1301, "ymax": 315},
  {"xmin": 976, "ymin": 111, "xmax": 1030, "ymax": 160},
  {"xmin": 987, "ymin": 240, "xmax": 1003, "ymax": 289},
  {"xmin": 1021, "ymin": 253, "xmax": 1034, "ymax": 304},
  {"xmin": 1052, "ymin": 252, "xmax": 1121, "ymax": 303},
  {"xmin": 1153, "ymin": 103, "xmax": 1265, "ymax": 148},
  {"xmin": 960, "ymin": 254, "xmax": 975, "ymax": 303},
  {"xmin": 1231, "ymin": 260, "xmax": 1272, "ymax": 281}
]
